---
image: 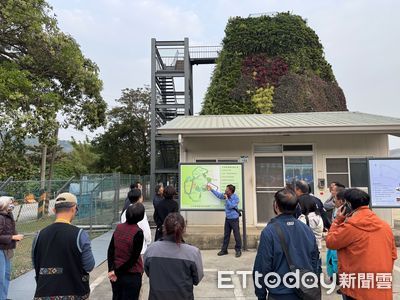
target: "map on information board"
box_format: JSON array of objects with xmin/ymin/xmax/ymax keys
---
[
  {"xmin": 179, "ymin": 163, "xmax": 243, "ymax": 210},
  {"xmin": 368, "ymin": 158, "xmax": 400, "ymax": 208}
]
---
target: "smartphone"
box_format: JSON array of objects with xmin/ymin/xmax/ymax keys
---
[{"xmin": 341, "ymin": 202, "xmax": 352, "ymax": 216}]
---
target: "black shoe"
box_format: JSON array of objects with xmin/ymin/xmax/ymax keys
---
[
  {"xmin": 217, "ymin": 250, "xmax": 228, "ymax": 256},
  {"xmin": 235, "ymin": 250, "xmax": 242, "ymax": 258}
]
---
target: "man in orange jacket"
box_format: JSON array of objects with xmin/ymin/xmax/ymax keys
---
[{"xmin": 326, "ymin": 188, "xmax": 397, "ymax": 300}]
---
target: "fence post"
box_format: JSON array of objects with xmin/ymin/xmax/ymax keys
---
[
  {"xmin": 89, "ymin": 181, "xmax": 93, "ymax": 235},
  {"xmin": 37, "ymin": 188, "xmax": 46, "ymax": 219},
  {"xmin": 114, "ymin": 173, "xmax": 120, "ymax": 223}
]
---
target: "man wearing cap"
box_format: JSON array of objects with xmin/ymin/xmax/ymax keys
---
[{"xmin": 32, "ymin": 193, "xmax": 95, "ymax": 299}]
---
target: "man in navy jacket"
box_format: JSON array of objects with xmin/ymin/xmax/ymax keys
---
[
  {"xmin": 253, "ymin": 188, "xmax": 319, "ymax": 300},
  {"xmin": 208, "ymin": 184, "xmax": 242, "ymax": 257}
]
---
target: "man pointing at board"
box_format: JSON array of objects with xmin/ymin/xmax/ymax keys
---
[{"xmin": 207, "ymin": 184, "xmax": 242, "ymax": 257}]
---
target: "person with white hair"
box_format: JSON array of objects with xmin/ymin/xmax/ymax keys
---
[{"xmin": 0, "ymin": 196, "xmax": 24, "ymax": 300}]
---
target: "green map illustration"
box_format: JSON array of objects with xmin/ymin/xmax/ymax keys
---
[
  {"xmin": 180, "ymin": 164, "xmax": 243, "ymax": 210},
  {"xmin": 183, "ymin": 166, "xmax": 217, "ymax": 201}
]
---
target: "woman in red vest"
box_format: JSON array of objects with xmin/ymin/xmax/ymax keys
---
[{"xmin": 107, "ymin": 203, "xmax": 145, "ymax": 300}]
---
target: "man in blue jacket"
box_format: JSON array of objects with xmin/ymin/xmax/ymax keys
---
[
  {"xmin": 253, "ymin": 188, "xmax": 319, "ymax": 300},
  {"xmin": 208, "ymin": 184, "xmax": 242, "ymax": 257}
]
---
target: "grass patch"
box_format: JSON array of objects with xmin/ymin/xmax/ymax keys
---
[
  {"xmin": 16, "ymin": 217, "xmax": 54, "ymax": 235},
  {"xmin": 11, "ymin": 217, "xmax": 107, "ymax": 279},
  {"xmin": 12, "ymin": 236, "xmax": 35, "ymax": 279}
]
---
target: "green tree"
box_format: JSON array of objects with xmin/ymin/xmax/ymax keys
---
[
  {"xmin": 0, "ymin": 0, "xmax": 106, "ymax": 179},
  {"xmin": 53, "ymin": 138, "xmax": 99, "ymax": 178},
  {"xmin": 92, "ymin": 88, "xmax": 150, "ymax": 175},
  {"xmin": 0, "ymin": 134, "xmax": 36, "ymax": 180}
]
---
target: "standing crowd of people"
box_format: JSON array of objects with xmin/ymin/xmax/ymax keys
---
[
  {"xmin": 254, "ymin": 181, "xmax": 397, "ymax": 300},
  {"xmin": 0, "ymin": 179, "xmax": 398, "ymax": 300}
]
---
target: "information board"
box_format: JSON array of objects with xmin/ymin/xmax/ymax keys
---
[
  {"xmin": 368, "ymin": 158, "xmax": 400, "ymax": 208},
  {"xmin": 179, "ymin": 163, "xmax": 244, "ymax": 210}
]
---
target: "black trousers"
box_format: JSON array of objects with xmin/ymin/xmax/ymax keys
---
[
  {"xmin": 111, "ymin": 272, "xmax": 142, "ymax": 300},
  {"xmin": 222, "ymin": 218, "xmax": 242, "ymax": 252}
]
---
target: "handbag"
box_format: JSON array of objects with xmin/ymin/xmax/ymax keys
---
[{"xmin": 273, "ymin": 222, "xmax": 321, "ymax": 300}]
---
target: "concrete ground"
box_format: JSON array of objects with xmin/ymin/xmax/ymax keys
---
[{"xmin": 89, "ymin": 247, "xmax": 400, "ymax": 300}]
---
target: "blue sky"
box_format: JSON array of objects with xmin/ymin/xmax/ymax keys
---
[{"xmin": 48, "ymin": 0, "xmax": 400, "ymax": 148}]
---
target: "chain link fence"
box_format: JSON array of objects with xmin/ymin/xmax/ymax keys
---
[
  {"xmin": 0, "ymin": 174, "xmax": 150, "ymax": 235},
  {"xmin": 1, "ymin": 173, "xmax": 150, "ymax": 279}
]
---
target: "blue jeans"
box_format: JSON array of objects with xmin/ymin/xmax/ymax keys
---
[{"xmin": 0, "ymin": 250, "xmax": 11, "ymax": 300}]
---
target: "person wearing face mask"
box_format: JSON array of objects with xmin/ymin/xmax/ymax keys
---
[
  {"xmin": 253, "ymin": 188, "xmax": 319, "ymax": 300},
  {"xmin": 0, "ymin": 196, "xmax": 23, "ymax": 300},
  {"xmin": 32, "ymin": 193, "xmax": 95, "ymax": 299}
]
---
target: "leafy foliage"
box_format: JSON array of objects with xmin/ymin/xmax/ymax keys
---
[
  {"xmin": 242, "ymin": 54, "xmax": 288, "ymax": 87},
  {"xmin": 0, "ymin": 134, "xmax": 36, "ymax": 180},
  {"xmin": 201, "ymin": 12, "xmax": 347, "ymax": 115},
  {"xmin": 251, "ymin": 86, "xmax": 274, "ymax": 114},
  {"xmin": 53, "ymin": 138, "xmax": 99, "ymax": 178},
  {"xmin": 0, "ymin": 0, "xmax": 106, "ymax": 179},
  {"xmin": 201, "ymin": 51, "xmax": 256, "ymax": 114},
  {"xmin": 92, "ymin": 88, "xmax": 151, "ymax": 175},
  {"xmin": 272, "ymin": 73, "xmax": 347, "ymax": 113}
]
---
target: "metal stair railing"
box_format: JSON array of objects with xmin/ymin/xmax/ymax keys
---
[{"xmin": 189, "ymin": 45, "xmax": 222, "ymax": 60}]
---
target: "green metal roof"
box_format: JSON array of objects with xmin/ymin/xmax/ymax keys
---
[{"xmin": 157, "ymin": 111, "xmax": 400, "ymax": 136}]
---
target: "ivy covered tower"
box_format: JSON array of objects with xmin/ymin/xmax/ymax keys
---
[{"xmin": 201, "ymin": 13, "xmax": 347, "ymax": 115}]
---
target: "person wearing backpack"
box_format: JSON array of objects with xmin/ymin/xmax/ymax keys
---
[{"xmin": 253, "ymin": 188, "xmax": 320, "ymax": 300}]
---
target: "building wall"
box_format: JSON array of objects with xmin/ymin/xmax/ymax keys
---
[{"xmin": 179, "ymin": 133, "xmax": 389, "ymax": 226}]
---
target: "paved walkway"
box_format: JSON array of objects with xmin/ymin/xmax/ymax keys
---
[
  {"xmin": 89, "ymin": 247, "xmax": 400, "ymax": 300},
  {"xmin": 9, "ymin": 229, "xmax": 400, "ymax": 299}
]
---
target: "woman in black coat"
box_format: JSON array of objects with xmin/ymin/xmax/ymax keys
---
[
  {"xmin": 153, "ymin": 185, "xmax": 179, "ymax": 241},
  {"xmin": 0, "ymin": 196, "xmax": 23, "ymax": 300}
]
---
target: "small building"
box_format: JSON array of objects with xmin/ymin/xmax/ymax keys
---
[{"xmin": 158, "ymin": 111, "xmax": 400, "ymax": 228}]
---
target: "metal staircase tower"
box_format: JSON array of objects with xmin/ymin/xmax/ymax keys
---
[{"xmin": 150, "ymin": 38, "xmax": 220, "ymax": 197}]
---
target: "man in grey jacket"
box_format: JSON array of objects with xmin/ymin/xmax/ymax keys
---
[{"xmin": 323, "ymin": 182, "xmax": 345, "ymax": 221}]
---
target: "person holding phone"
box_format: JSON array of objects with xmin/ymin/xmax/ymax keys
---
[
  {"xmin": 326, "ymin": 189, "xmax": 397, "ymax": 300},
  {"xmin": 207, "ymin": 184, "xmax": 242, "ymax": 257},
  {"xmin": 326, "ymin": 188, "xmax": 345, "ymax": 294},
  {"xmin": 0, "ymin": 196, "xmax": 23, "ymax": 300}
]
